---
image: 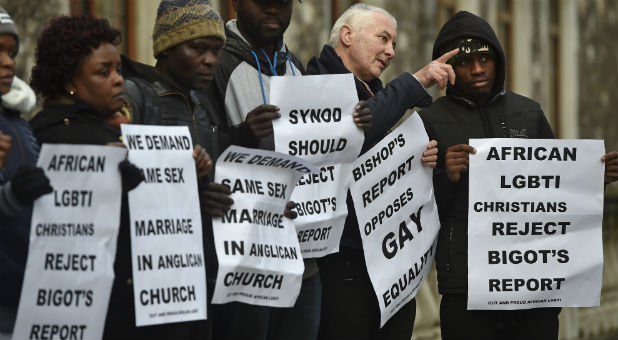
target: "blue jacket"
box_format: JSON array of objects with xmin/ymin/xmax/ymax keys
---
[{"xmin": 0, "ymin": 103, "xmax": 40, "ymax": 308}]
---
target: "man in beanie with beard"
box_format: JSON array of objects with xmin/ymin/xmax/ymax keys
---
[
  {"xmin": 119, "ymin": 1, "xmax": 254, "ymax": 338},
  {"xmin": 419, "ymin": 11, "xmax": 618, "ymax": 340}
]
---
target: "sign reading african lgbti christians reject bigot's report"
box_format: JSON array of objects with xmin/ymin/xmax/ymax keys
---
[
  {"xmin": 13, "ymin": 144, "xmax": 126, "ymax": 340},
  {"xmin": 122, "ymin": 124, "xmax": 207, "ymax": 326},
  {"xmin": 349, "ymin": 114, "xmax": 440, "ymax": 327},
  {"xmin": 211, "ymin": 145, "xmax": 317, "ymax": 307},
  {"xmin": 467, "ymin": 138, "xmax": 605, "ymax": 310},
  {"xmin": 270, "ymin": 74, "xmax": 364, "ymax": 258}
]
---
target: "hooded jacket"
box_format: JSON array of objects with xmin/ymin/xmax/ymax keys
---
[
  {"xmin": 206, "ymin": 19, "xmax": 304, "ymax": 149},
  {"xmin": 205, "ymin": 20, "xmax": 322, "ymax": 280},
  {"xmin": 0, "ymin": 82, "xmax": 40, "ymax": 311},
  {"xmin": 419, "ymin": 11, "xmax": 554, "ymax": 294}
]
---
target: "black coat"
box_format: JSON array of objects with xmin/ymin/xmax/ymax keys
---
[
  {"xmin": 419, "ymin": 11, "xmax": 555, "ymax": 294},
  {"xmin": 306, "ymin": 44, "xmax": 432, "ymax": 250}
]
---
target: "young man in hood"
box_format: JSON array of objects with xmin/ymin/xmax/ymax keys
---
[
  {"xmin": 0, "ymin": 7, "xmax": 53, "ymax": 338},
  {"xmin": 306, "ymin": 3, "xmax": 458, "ymax": 339},
  {"xmin": 419, "ymin": 11, "xmax": 617, "ymax": 340}
]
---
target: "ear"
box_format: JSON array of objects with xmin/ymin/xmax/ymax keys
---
[{"xmin": 340, "ymin": 24, "xmax": 354, "ymax": 48}]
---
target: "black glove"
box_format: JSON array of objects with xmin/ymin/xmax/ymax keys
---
[
  {"xmin": 119, "ymin": 159, "xmax": 144, "ymax": 192},
  {"xmin": 11, "ymin": 164, "xmax": 53, "ymax": 204}
]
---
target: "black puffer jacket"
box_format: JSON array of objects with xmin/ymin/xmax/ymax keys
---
[{"xmin": 419, "ymin": 11, "xmax": 554, "ymax": 294}]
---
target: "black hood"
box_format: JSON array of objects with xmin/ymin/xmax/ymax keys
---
[{"xmin": 433, "ymin": 11, "xmax": 506, "ymax": 99}]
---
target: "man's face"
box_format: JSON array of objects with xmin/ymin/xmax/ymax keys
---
[
  {"xmin": 0, "ymin": 34, "xmax": 17, "ymax": 95},
  {"xmin": 233, "ymin": 0, "xmax": 292, "ymax": 47},
  {"xmin": 164, "ymin": 37, "xmax": 223, "ymax": 91},
  {"xmin": 452, "ymin": 53, "xmax": 496, "ymax": 101},
  {"xmin": 346, "ymin": 11, "xmax": 396, "ymax": 82}
]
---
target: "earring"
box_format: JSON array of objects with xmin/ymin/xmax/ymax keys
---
[{"xmin": 69, "ymin": 90, "xmax": 75, "ymax": 96}]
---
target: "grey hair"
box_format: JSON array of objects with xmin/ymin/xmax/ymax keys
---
[{"xmin": 328, "ymin": 3, "xmax": 397, "ymax": 48}]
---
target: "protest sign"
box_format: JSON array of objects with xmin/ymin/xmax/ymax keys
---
[
  {"xmin": 12, "ymin": 144, "xmax": 126, "ymax": 340},
  {"xmin": 270, "ymin": 74, "xmax": 364, "ymax": 257},
  {"xmin": 211, "ymin": 145, "xmax": 317, "ymax": 307},
  {"xmin": 349, "ymin": 114, "xmax": 440, "ymax": 327},
  {"xmin": 467, "ymin": 139, "xmax": 605, "ymax": 310},
  {"xmin": 122, "ymin": 124, "xmax": 206, "ymax": 326}
]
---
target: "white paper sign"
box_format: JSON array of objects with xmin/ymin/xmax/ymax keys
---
[
  {"xmin": 13, "ymin": 144, "xmax": 126, "ymax": 340},
  {"xmin": 270, "ymin": 74, "xmax": 364, "ymax": 257},
  {"xmin": 349, "ymin": 114, "xmax": 440, "ymax": 327},
  {"xmin": 467, "ymin": 139, "xmax": 605, "ymax": 310},
  {"xmin": 292, "ymin": 164, "xmax": 351, "ymax": 257},
  {"xmin": 211, "ymin": 146, "xmax": 317, "ymax": 307},
  {"xmin": 121, "ymin": 124, "xmax": 206, "ymax": 326}
]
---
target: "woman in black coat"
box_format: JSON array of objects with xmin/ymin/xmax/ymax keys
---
[{"xmin": 28, "ymin": 14, "xmax": 210, "ymax": 339}]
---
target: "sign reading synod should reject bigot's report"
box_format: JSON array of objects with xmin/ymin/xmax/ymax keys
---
[
  {"xmin": 122, "ymin": 124, "xmax": 207, "ymax": 327},
  {"xmin": 467, "ymin": 138, "xmax": 605, "ymax": 310},
  {"xmin": 13, "ymin": 144, "xmax": 126, "ymax": 340},
  {"xmin": 271, "ymin": 74, "xmax": 364, "ymax": 258}
]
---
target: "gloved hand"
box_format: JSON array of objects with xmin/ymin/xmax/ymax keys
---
[
  {"xmin": 119, "ymin": 159, "xmax": 144, "ymax": 192},
  {"xmin": 11, "ymin": 164, "xmax": 53, "ymax": 204}
]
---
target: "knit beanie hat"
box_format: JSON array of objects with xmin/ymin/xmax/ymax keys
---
[
  {"xmin": 0, "ymin": 7, "xmax": 19, "ymax": 49},
  {"xmin": 153, "ymin": 0, "xmax": 225, "ymax": 58}
]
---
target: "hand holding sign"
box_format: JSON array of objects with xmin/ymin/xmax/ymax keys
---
[
  {"xmin": 413, "ymin": 48, "xmax": 459, "ymax": 90},
  {"xmin": 445, "ymin": 144, "xmax": 476, "ymax": 182},
  {"xmin": 353, "ymin": 101, "xmax": 372, "ymax": 130},
  {"xmin": 602, "ymin": 151, "xmax": 618, "ymax": 184},
  {"xmin": 193, "ymin": 144, "xmax": 212, "ymax": 179},
  {"xmin": 201, "ymin": 182, "xmax": 234, "ymax": 217},
  {"xmin": 10, "ymin": 164, "xmax": 53, "ymax": 204},
  {"xmin": 422, "ymin": 140, "xmax": 438, "ymax": 168},
  {"xmin": 245, "ymin": 104, "xmax": 281, "ymax": 138}
]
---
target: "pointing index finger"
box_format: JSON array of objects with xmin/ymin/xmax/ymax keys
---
[{"xmin": 436, "ymin": 48, "xmax": 459, "ymax": 63}]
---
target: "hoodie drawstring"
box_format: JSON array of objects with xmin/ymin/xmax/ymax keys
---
[
  {"xmin": 251, "ymin": 50, "xmax": 268, "ymax": 104},
  {"xmin": 251, "ymin": 49, "xmax": 298, "ymax": 104}
]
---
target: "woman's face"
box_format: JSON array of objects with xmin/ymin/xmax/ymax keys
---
[
  {"xmin": 0, "ymin": 34, "xmax": 17, "ymax": 95},
  {"xmin": 69, "ymin": 42, "xmax": 124, "ymax": 117}
]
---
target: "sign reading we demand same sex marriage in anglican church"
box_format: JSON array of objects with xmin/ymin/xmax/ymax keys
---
[
  {"xmin": 211, "ymin": 145, "xmax": 317, "ymax": 307},
  {"xmin": 122, "ymin": 124, "xmax": 207, "ymax": 327},
  {"xmin": 467, "ymin": 138, "xmax": 605, "ymax": 310}
]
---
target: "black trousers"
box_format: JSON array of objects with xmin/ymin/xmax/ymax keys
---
[
  {"xmin": 317, "ymin": 248, "xmax": 416, "ymax": 340},
  {"xmin": 440, "ymin": 294, "xmax": 561, "ymax": 340}
]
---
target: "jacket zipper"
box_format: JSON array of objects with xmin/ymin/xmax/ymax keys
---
[
  {"xmin": 8, "ymin": 123, "xmax": 27, "ymax": 163},
  {"xmin": 446, "ymin": 220, "xmax": 454, "ymax": 272},
  {"xmin": 159, "ymin": 91, "xmax": 202, "ymax": 146}
]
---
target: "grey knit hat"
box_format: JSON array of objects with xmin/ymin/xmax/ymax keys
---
[{"xmin": 0, "ymin": 7, "xmax": 19, "ymax": 48}]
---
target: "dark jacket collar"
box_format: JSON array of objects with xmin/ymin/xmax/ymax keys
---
[
  {"xmin": 306, "ymin": 44, "xmax": 384, "ymax": 101},
  {"xmin": 224, "ymin": 19, "xmax": 292, "ymax": 77}
]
